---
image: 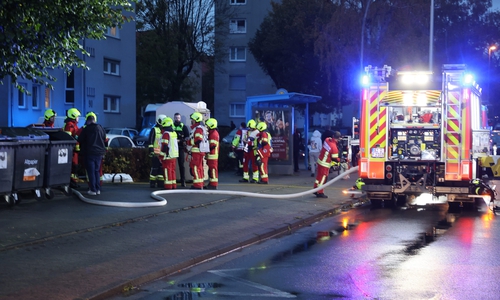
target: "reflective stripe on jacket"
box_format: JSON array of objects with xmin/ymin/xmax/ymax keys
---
[
  {"xmin": 207, "ymin": 129, "xmax": 220, "ymax": 160},
  {"xmin": 317, "ymin": 138, "xmax": 339, "ymax": 168}
]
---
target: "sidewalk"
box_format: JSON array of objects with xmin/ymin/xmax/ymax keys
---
[{"xmin": 0, "ymin": 167, "xmax": 364, "ymax": 300}]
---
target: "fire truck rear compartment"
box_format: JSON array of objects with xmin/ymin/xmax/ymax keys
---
[{"xmin": 364, "ymin": 161, "xmax": 476, "ymax": 205}]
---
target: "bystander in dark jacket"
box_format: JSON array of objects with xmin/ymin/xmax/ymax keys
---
[
  {"xmin": 78, "ymin": 114, "xmax": 106, "ymax": 196},
  {"xmin": 173, "ymin": 112, "xmax": 191, "ymax": 187}
]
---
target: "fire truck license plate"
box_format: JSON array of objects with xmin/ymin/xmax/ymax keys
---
[{"xmin": 371, "ymin": 147, "xmax": 385, "ymax": 158}]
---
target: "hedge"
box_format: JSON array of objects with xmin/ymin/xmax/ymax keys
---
[{"xmin": 98, "ymin": 142, "xmax": 236, "ymax": 182}]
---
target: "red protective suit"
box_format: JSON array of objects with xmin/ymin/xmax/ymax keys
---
[
  {"xmin": 256, "ymin": 131, "xmax": 272, "ymax": 183},
  {"xmin": 43, "ymin": 120, "xmax": 54, "ymax": 127},
  {"xmin": 187, "ymin": 124, "xmax": 205, "ymax": 189},
  {"xmin": 206, "ymin": 128, "xmax": 220, "ymax": 189},
  {"xmin": 64, "ymin": 119, "xmax": 81, "ymax": 186},
  {"xmin": 313, "ymin": 137, "xmax": 340, "ymax": 196},
  {"xmin": 159, "ymin": 131, "xmax": 177, "ymax": 190},
  {"xmin": 240, "ymin": 129, "xmax": 259, "ymax": 183}
]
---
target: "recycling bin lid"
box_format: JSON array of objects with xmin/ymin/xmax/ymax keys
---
[
  {"xmin": 36, "ymin": 128, "xmax": 76, "ymax": 141},
  {"xmin": 0, "ymin": 134, "xmax": 16, "ymax": 142},
  {"xmin": 0, "ymin": 127, "xmax": 49, "ymax": 140}
]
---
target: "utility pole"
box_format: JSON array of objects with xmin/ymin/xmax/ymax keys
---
[
  {"xmin": 429, "ymin": 0, "xmax": 434, "ymax": 71},
  {"xmin": 489, "ymin": 45, "xmax": 497, "ymax": 104}
]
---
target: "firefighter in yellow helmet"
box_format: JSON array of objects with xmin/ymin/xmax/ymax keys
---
[
  {"xmin": 186, "ymin": 112, "xmax": 207, "ymax": 189},
  {"xmin": 43, "ymin": 109, "xmax": 57, "ymax": 127},
  {"xmin": 231, "ymin": 121, "xmax": 247, "ymax": 176},
  {"xmin": 159, "ymin": 117, "xmax": 179, "ymax": 190},
  {"xmin": 64, "ymin": 108, "xmax": 82, "ymax": 188},
  {"xmin": 148, "ymin": 114, "xmax": 166, "ymax": 188},
  {"xmin": 239, "ymin": 119, "xmax": 259, "ymax": 183},
  {"xmin": 205, "ymin": 118, "xmax": 220, "ymax": 189},
  {"xmin": 255, "ymin": 121, "xmax": 272, "ymax": 184}
]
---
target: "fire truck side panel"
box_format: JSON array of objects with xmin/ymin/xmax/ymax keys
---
[{"xmin": 359, "ymin": 83, "xmax": 388, "ymax": 179}]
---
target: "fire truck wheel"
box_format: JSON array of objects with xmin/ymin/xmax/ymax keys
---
[
  {"xmin": 395, "ymin": 195, "xmax": 407, "ymax": 207},
  {"xmin": 370, "ymin": 199, "xmax": 383, "ymax": 208}
]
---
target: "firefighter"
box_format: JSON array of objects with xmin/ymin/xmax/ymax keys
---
[
  {"xmin": 239, "ymin": 119, "xmax": 259, "ymax": 183},
  {"xmin": 354, "ymin": 178, "xmax": 365, "ymax": 190},
  {"xmin": 148, "ymin": 114, "xmax": 166, "ymax": 188},
  {"xmin": 255, "ymin": 121, "xmax": 272, "ymax": 184},
  {"xmin": 205, "ymin": 118, "xmax": 220, "ymax": 190},
  {"xmin": 64, "ymin": 108, "xmax": 82, "ymax": 188},
  {"xmin": 313, "ymin": 131, "xmax": 342, "ymax": 198},
  {"xmin": 472, "ymin": 179, "xmax": 496, "ymax": 202},
  {"xmin": 159, "ymin": 117, "xmax": 179, "ymax": 190},
  {"xmin": 173, "ymin": 112, "xmax": 190, "ymax": 187},
  {"xmin": 231, "ymin": 122, "xmax": 247, "ymax": 176},
  {"xmin": 43, "ymin": 109, "xmax": 57, "ymax": 127},
  {"xmin": 186, "ymin": 112, "xmax": 206, "ymax": 190}
]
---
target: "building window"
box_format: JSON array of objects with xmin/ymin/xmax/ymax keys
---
[
  {"xmin": 65, "ymin": 71, "xmax": 75, "ymax": 104},
  {"xmin": 230, "ymin": 0, "xmax": 246, "ymax": 4},
  {"xmin": 106, "ymin": 26, "xmax": 120, "ymax": 38},
  {"xmin": 104, "ymin": 59, "xmax": 120, "ymax": 76},
  {"xmin": 31, "ymin": 85, "xmax": 40, "ymax": 109},
  {"xmin": 230, "ymin": 19, "xmax": 246, "ymax": 33},
  {"xmin": 44, "ymin": 87, "xmax": 51, "ymax": 108},
  {"xmin": 230, "ymin": 103, "xmax": 245, "ymax": 117},
  {"xmin": 229, "ymin": 47, "xmax": 246, "ymax": 61},
  {"xmin": 18, "ymin": 84, "xmax": 27, "ymax": 109},
  {"xmin": 229, "ymin": 75, "xmax": 246, "ymax": 90},
  {"xmin": 104, "ymin": 95, "xmax": 120, "ymax": 113}
]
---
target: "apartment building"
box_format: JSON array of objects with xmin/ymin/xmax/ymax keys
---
[
  {"xmin": 0, "ymin": 10, "xmax": 136, "ymax": 129},
  {"xmin": 214, "ymin": 0, "xmax": 278, "ymax": 127}
]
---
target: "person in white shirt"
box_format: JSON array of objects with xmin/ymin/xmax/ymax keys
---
[{"xmin": 308, "ymin": 130, "xmax": 322, "ymax": 177}]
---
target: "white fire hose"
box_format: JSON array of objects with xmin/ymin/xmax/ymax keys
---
[{"xmin": 73, "ymin": 167, "xmax": 359, "ymax": 208}]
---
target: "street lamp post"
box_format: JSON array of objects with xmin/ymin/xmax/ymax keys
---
[{"xmin": 488, "ymin": 45, "xmax": 497, "ymax": 104}]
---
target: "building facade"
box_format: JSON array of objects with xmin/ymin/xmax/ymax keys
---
[
  {"xmin": 0, "ymin": 10, "xmax": 136, "ymax": 129},
  {"xmin": 214, "ymin": 0, "xmax": 356, "ymax": 131},
  {"xmin": 214, "ymin": 0, "xmax": 278, "ymax": 127}
]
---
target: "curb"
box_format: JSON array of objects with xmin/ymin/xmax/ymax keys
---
[{"xmin": 87, "ymin": 197, "xmax": 366, "ymax": 300}]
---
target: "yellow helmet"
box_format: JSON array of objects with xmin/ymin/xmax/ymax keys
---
[
  {"xmin": 85, "ymin": 111, "xmax": 97, "ymax": 122},
  {"xmin": 162, "ymin": 117, "xmax": 173, "ymax": 128},
  {"xmin": 44, "ymin": 109, "xmax": 57, "ymax": 120},
  {"xmin": 190, "ymin": 112, "xmax": 203, "ymax": 123},
  {"xmin": 206, "ymin": 118, "xmax": 218, "ymax": 129},
  {"xmin": 67, "ymin": 108, "xmax": 81, "ymax": 120},
  {"xmin": 256, "ymin": 121, "xmax": 267, "ymax": 132},
  {"xmin": 247, "ymin": 119, "xmax": 256, "ymax": 129}
]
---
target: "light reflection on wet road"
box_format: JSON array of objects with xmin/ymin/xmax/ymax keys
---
[{"xmin": 110, "ymin": 203, "xmax": 500, "ymax": 299}]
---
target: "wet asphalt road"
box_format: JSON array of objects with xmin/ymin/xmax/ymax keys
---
[
  {"xmin": 112, "ymin": 203, "xmax": 500, "ymax": 300},
  {"xmin": 0, "ymin": 169, "xmax": 362, "ymax": 300}
]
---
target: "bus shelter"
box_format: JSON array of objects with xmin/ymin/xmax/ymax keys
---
[{"xmin": 246, "ymin": 89, "xmax": 321, "ymax": 175}]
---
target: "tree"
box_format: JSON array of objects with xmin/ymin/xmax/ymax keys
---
[
  {"xmin": 250, "ymin": 0, "xmax": 500, "ymax": 116},
  {"xmin": 135, "ymin": 0, "xmax": 231, "ymax": 107},
  {"xmin": 248, "ymin": 0, "xmax": 336, "ymax": 113},
  {"xmin": 0, "ymin": 0, "xmax": 133, "ymax": 91}
]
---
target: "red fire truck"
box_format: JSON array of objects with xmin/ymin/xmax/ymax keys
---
[{"xmin": 358, "ymin": 64, "xmax": 495, "ymax": 208}]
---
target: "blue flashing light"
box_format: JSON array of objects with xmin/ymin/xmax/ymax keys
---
[
  {"xmin": 463, "ymin": 73, "xmax": 474, "ymax": 86},
  {"xmin": 361, "ymin": 75, "xmax": 370, "ymax": 86}
]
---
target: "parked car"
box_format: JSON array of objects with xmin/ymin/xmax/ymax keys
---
[
  {"xmin": 133, "ymin": 127, "xmax": 152, "ymax": 147},
  {"xmin": 107, "ymin": 134, "xmax": 137, "ymax": 148},
  {"xmin": 106, "ymin": 128, "xmax": 139, "ymax": 140},
  {"xmin": 222, "ymin": 128, "xmax": 237, "ymax": 144}
]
